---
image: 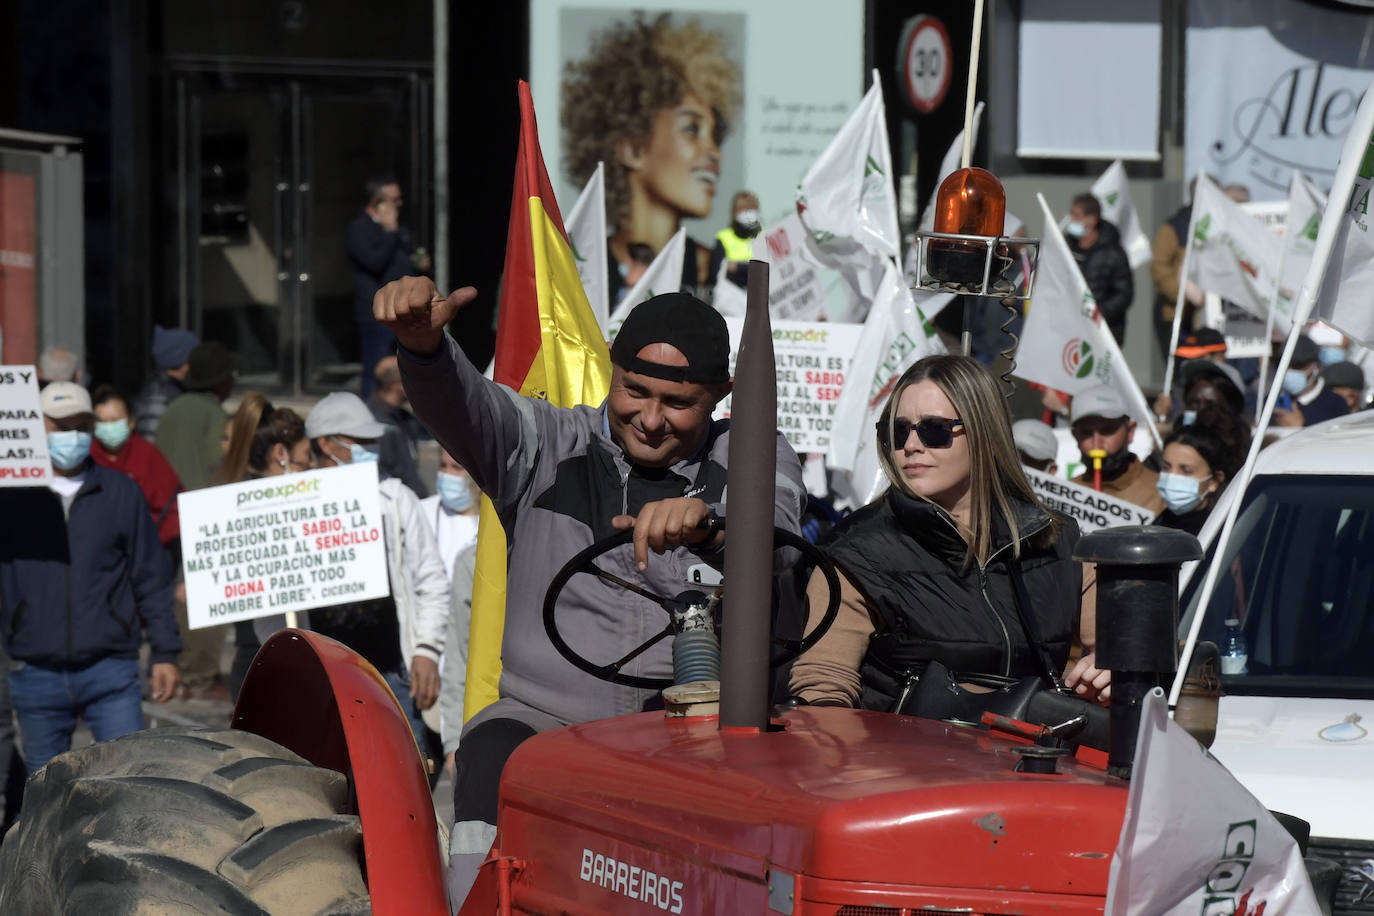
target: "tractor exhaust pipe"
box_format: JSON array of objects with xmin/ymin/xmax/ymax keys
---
[
  {"xmin": 719, "ymin": 260, "xmax": 775, "ymax": 732},
  {"xmin": 1072, "ymin": 526, "xmax": 1202, "ymax": 779}
]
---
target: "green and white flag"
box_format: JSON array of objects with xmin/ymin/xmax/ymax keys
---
[
  {"xmin": 1187, "ymin": 176, "xmax": 1282, "ymax": 321},
  {"xmin": 1310, "ymin": 76, "xmax": 1374, "ymax": 347},
  {"xmin": 1091, "ymin": 160, "xmax": 1151, "ymax": 269},
  {"xmin": 796, "ymin": 70, "xmax": 900, "ymax": 307},
  {"xmin": 1020, "ymin": 195, "xmax": 1160, "ymax": 447},
  {"xmin": 827, "ymin": 258, "xmax": 947, "ymax": 506},
  {"xmin": 1272, "ymin": 173, "xmax": 1325, "ymax": 334},
  {"xmin": 565, "ymin": 162, "xmax": 608, "ymax": 335},
  {"xmin": 606, "ymin": 228, "xmax": 685, "ymax": 341}
]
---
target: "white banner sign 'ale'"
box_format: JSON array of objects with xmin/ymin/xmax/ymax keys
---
[
  {"xmin": 179, "ymin": 462, "xmax": 390, "ymax": 630},
  {"xmin": 0, "ymin": 365, "xmax": 50, "ymax": 487}
]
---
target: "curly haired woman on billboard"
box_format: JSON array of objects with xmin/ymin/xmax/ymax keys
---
[{"xmin": 562, "ymin": 13, "xmax": 740, "ymax": 306}]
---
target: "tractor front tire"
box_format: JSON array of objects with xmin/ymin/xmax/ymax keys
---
[{"xmin": 0, "ymin": 727, "xmax": 372, "ymax": 915}]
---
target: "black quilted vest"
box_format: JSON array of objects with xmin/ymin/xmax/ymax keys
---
[{"xmin": 823, "ymin": 489, "xmax": 1082, "ymax": 712}]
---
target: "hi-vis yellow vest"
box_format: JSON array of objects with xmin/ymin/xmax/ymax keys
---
[{"xmin": 715, "ymin": 227, "xmax": 753, "ymax": 262}]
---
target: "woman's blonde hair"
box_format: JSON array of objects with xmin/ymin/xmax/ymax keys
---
[
  {"xmin": 214, "ymin": 391, "xmax": 272, "ymax": 486},
  {"xmin": 561, "ymin": 13, "xmax": 740, "ymax": 229},
  {"xmin": 877, "ymin": 355, "xmax": 1054, "ymax": 567}
]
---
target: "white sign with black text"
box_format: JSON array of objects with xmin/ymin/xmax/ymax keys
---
[
  {"xmin": 715, "ymin": 319, "xmax": 862, "ymax": 454},
  {"xmin": 0, "ymin": 365, "xmax": 50, "ymax": 487},
  {"xmin": 179, "ymin": 462, "xmax": 390, "ymax": 630},
  {"xmin": 1024, "ymin": 466, "xmax": 1155, "ymax": 532}
]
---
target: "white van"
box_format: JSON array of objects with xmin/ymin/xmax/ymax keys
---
[{"xmin": 1177, "ymin": 409, "xmax": 1374, "ymax": 912}]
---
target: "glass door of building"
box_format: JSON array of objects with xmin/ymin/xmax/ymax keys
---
[{"xmin": 170, "ymin": 67, "xmax": 429, "ymax": 396}]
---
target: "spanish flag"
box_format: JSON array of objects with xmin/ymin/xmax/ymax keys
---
[{"xmin": 464, "ymin": 82, "xmax": 612, "ymax": 721}]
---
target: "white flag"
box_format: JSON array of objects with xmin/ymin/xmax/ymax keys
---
[
  {"xmin": 1020, "ymin": 195, "xmax": 1160, "ymax": 447},
  {"xmin": 827, "ymin": 259, "xmax": 948, "ymax": 506},
  {"xmin": 1273, "ymin": 173, "xmax": 1326, "ymax": 333},
  {"xmin": 606, "ymin": 228, "xmax": 686, "ymax": 340},
  {"xmin": 1188, "ymin": 176, "xmax": 1283, "ymax": 320},
  {"xmin": 796, "ymin": 71, "xmax": 900, "ymax": 305},
  {"xmin": 1309, "ymin": 76, "xmax": 1374, "ymax": 346},
  {"xmin": 1092, "ymin": 160, "xmax": 1151, "ymax": 269},
  {"xmin": 1105, "ymin": 690, "xmax": 1319, "ymax": 915},
  {"xmin": 566, "ymin": 163, "xmax": 609, "ymax": 334}
]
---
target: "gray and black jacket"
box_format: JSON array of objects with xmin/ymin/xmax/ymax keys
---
[{"xmin": 399, "ymin": 333, "xmax": 805, "ymax": 729}]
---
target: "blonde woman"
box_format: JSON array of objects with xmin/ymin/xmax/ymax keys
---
[
  {"xmin": 562, "ymin": 13, "xmax": 740, "ymax": 304},
  {"xmin": 790, "ymin": 355, "xmax": 1108, "ymax": 709}
]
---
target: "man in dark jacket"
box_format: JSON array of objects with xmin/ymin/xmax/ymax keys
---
[
  {"xmin": 1066, "ymin": 193, "xmax": 1134, "ymax": 345},
  {"xmin": 368, "ymin": 355, "xmax": 430, "ymax": 498},
  {"xmin": 346, "ymin": 176, "xmax": 430, "ymax": 400},
  {"xmin": 133, "ymin": 324, "xmax": 198, "ymax": 441},
  {"xmin": 0, "ymin": 383, "xmax": 181, "ymax": 774}
]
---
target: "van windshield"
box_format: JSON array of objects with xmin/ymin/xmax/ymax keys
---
[{"xmin": 1179, "ymin": 476, "xmax": 1374, "ymax": 699}]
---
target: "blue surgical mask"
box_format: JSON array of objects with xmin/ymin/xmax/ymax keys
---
[
  {"xmin": 1157, "ymin": 471, "xmax": 1211, "ymax": 515},
  {"xmin": 348, "ymin": 442, "xmax": 379, "ymax": 464},
  {"xmin": 1319, "ymin": 346, "xmax": 1346, "ymax": 367},
  {"xmin": 1282, "ymin": 368, "xmax": 1311, "ymax": 396},
  {"xmin": 1180, "ymin": 410, "xmax": 1197, "ymax": 427},
  {"xmin": 436, "ymin": 472, "xmax": 475, "ymax": 513},
  {"xmin": 94, "ymin": 419, "xmax": 131, "ymax": 451},
  {"xmin": 1065, "ymin": 220, "xmax": 1087, "ymax": 238},
  {"xmin": 48, "ymin": 430, "xmax": 92, "ymax": 471}
]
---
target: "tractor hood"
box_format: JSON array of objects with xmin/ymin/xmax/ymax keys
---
[{"xmin": 498, "ymin": 706, "xmax": 1125, "ymax": 910}]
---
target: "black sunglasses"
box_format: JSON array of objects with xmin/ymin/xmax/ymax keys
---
[{"xmin": 876, "ymin": 416, "xmax": 965, "ymax": 450}]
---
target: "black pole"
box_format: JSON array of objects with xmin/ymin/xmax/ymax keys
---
[
  {"xmin": 719, "ymin": 260, "xmax": 775, "ymax": 732},
  {"xmin": 1073, "ymin": 527, "xmax": 1201, "ymax": 779}
]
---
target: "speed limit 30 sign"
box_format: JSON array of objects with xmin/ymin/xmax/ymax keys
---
[{"xmin": 900, "ymin": 15, "xmax": 953, "ymax": 114}]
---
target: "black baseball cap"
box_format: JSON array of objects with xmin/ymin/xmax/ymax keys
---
[{"xmin": 610, "ymin": 292, "xmax": 731, "ymax": 384}]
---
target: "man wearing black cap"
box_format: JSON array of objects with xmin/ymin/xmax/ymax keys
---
[
  {"xmin": 1274, "ymin": 335, "xmax": 1350, "ymax": 428},
  {"xmin": 375, "ymin": 275, "xmax": 805, "ymax": 897}
]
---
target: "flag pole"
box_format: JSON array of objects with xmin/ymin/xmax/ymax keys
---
[
  {"xmin": 1161, "ymin": 172, "xmax": 1204, "ymax": 397},
  {"xmin": 1257, "ymin": 219, "xmax": 1291, "ymax": 411},
  {"xmin": 960, "ymin": 0, "xmax": 985, "ymax": 171},
  {"xmin": 1168, "ymin": 96, "xmax": 1374, "ymax": 706}
]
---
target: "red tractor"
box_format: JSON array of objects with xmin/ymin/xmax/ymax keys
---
[{"xmin": 0, "ymin": 272, "xmax": 1230, "ymax": 915}]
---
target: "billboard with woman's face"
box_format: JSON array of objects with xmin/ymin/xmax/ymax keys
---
[{"xmin": 531, "ymin": 0, "xmax": 863, "ymax": 298}]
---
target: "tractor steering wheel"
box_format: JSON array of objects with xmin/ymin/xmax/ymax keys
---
[{"xmin": 542, "ymin": 524, "xmax": 842, "ymax": 689}]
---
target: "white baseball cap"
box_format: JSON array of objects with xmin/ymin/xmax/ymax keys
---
[
  {"xmin": 1070, "ymin": 385, "xmax": 1129, "ymax": 424},
  {"xmin": 1012, "ymin": 418, "xmax": 1058, "ymax": 462},
  {"xmin": 305, "ymin": 392, "xmax": 387, "ymax": 440},
  {"xmin": 40, "ymin": 382, "xmax": 93, "ymax": 419}
]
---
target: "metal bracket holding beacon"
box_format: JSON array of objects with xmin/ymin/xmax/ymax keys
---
[{"xmin": 910, "ymin": 167, "xmax": 1042, "ymax": 391}]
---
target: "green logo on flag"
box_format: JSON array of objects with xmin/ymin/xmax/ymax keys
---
[
  {"xmin": 1193, "ymin": 214, "xmax": 1211, "ymax": 244},
  {"xmin": 569, "ymin": 240, "xmax": 586, "ymax": 264},
  {"xmin": 1301, "ymin": 213, "xmax": 1320, "ymax": 242},
  {"xmin": 1104, "ymin": 191, "xmax": 1118, "ymax": 206},
  {"xmin": 1062, "ymin": 339, "xmax": 1094, "ymax": 379},
  {"xmin": 864, "ymin": 155, "xmax": 883, "ymax": 178}
]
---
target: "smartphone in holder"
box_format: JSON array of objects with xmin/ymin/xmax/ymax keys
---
[{"xmin": 1276, "ymin": 391, "xmax": 1293, "ymax": 412}]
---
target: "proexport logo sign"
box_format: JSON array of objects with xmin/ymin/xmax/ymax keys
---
[{"xmin": 1062, "ymin": 338, "xmax": 1094, "ymax": 380}]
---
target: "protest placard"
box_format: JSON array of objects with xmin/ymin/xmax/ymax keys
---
[
  {"xmin": 179, "ymin": 462, "xmax": 390, "ymax": 630},
  {"xmin": 1023, "ymin": 466, "xmax": 1155, "ymax": 532},
  {"xmin": 715, "ymin": 318, "xmax": 862, "ymax": 453},
  {"xmin": 0, "ymin": 365, "xmax": 50, "ymax": 487}
]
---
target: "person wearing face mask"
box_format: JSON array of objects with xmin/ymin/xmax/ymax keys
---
[
  {"xmin": 88, "ymin": 386, "xmax": 183, "ymax": 549},
  {"xmin": 790, "ymin": 355, "xmax": 1107, "ymax": 711},
  {"xmin": 1068, "ymin": 385, "xmax": 1166, "ymax": 515},
  {"xmin": 304, "ymin": 392, "xmax": 450, "ymax": 753},
  {"xmin": 1273, "ymin": 335, "xmax": 1351, "ymax": 428},
  {"xmin": 0, "ymin": 383, "xmax": 182, "ymax": 773},
  {"xmin": 419, "ymin": 450, "xmax": 482, "ymax": 786},
  {"xmin": 1173, "ymin": 358, "xmax": 1248, "ymax": 431},
  {"xmin": 1153, "ymin": 413, "xmax": 1244, "ymax": 536},
  {"xmin": 1065, "ymin": 193, "xmax": 1133, "ymax": 345},
  {"xmin": 708, "ymin": 190, "xmax": 762, "ymax": 292}
]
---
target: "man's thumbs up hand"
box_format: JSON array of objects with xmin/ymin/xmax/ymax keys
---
[{"xmin": 373, "ymin": 276, "xmax": 477, "ymax": 356}]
